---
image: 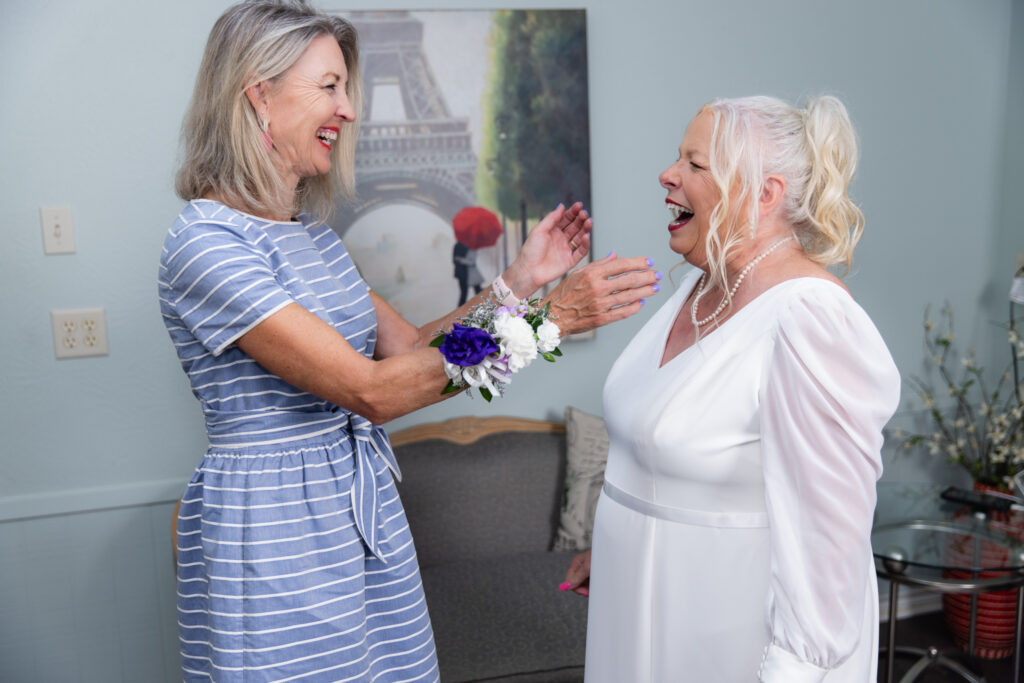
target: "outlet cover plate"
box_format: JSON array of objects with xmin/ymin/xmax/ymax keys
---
[{"xmin": 51, "ymin": 308, "xmax": 108, "ymax": 359}]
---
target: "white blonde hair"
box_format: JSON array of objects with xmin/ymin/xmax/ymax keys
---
[
  {"xmin": 698, "ymin": 95, "xmax": 864, "ymax": 297},
  {"xmin": 175, "ymin": 0, "xmax": 363, "ymax": 222}
]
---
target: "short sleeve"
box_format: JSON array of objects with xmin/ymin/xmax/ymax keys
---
[
  {"xmin": 161, "ymin": 223, "xmax": 293, "ymax": 356},
  {"xmin": 758, "ymin": 285, "xmax": 900, "ymax": 682}
]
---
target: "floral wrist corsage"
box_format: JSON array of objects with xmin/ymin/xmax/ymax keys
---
[{"xmin": 431, "ymin": 295, "xmax": 562, "ymax": 401}]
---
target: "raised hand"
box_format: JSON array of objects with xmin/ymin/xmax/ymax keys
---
[
  {"xmin": 544, "ymin": 253, "xmax": 661, "ymax": 335},
  {"xmin": 504, "ymin": 202, "xmax": 593, "ymax": 297}
]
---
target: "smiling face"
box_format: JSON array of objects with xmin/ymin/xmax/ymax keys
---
[
  {"xmin": 256, "ymin": 33, "xmax": 356, "ymax": 191},
  {"xmin": 658, "ymin": 109, "xmax": 720, "ymax": 264}
]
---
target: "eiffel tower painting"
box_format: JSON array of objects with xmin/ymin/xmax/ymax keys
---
[
  {"xmin": 328, "ymin": 10, "xmax": 590, "ymax": 326},
  {"xmin": 331, "ymin": 11, "xmax": 479, "ymax": 234}
]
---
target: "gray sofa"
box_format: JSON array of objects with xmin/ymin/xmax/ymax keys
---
[{"xmin": 390, "ymin": 415, "xmax": 591, "ymax": 682}]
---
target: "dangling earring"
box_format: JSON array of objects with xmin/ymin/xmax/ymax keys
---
[{"xmin": 259, "ymin": 112, "xmax": 273, "ymax": 150}]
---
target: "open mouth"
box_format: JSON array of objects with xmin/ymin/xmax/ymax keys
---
[
  {"xmin": 316, "ymin": 127, "xmax": 338, "ymax": 150},
  {"xmin": 668, "ymin": 202, "xmax": 694, "ymax": 227}
]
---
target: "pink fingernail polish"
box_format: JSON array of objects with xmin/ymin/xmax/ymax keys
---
[{"xmin": 559, "ymin": 582, "xmax": 571, "ymax": 591}]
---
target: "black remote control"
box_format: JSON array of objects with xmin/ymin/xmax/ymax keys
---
[{"xmin": 940, "ymin": 485, "xmax": 1014, "ymax": 512}]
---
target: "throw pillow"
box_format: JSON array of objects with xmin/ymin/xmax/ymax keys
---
[{"xmin": 553, "ymin": 405, "xmax": 610, "ymax": 551}]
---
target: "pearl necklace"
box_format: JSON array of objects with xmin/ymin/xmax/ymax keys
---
[{"xmin": 690, "ymin": 236, "xmax": 795, "ymax": 328}]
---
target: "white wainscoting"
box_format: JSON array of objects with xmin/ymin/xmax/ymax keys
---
[
  {"xmin": 878, "ymin": 581, "xmax": 943, "ymax": 622},
  {"xmin": 0, "ymin": 500, "xmax": 181, "ymax": 682}
]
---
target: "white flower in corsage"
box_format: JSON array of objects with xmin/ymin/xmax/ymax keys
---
[
  {"xmin": 494, "ymin": 311, "xmax": 538, "ymax": 371},
  {"xmin": 431, "ymin": 296, "xmax": 563, "ymax": 401}
]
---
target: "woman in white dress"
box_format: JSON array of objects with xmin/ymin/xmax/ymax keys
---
[{"xmin": 561, "ymin": 95, "xmax": 900, "ymax": 682}]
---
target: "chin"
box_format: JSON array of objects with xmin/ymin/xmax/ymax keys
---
[{"xmin": 668, "ymin": 233, "xmax": 695, "ymax": 257}]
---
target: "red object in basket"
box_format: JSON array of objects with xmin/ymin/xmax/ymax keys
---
[{"xmin": 941, "ymin": 482, "xmax": 1024, "ymax": 659}]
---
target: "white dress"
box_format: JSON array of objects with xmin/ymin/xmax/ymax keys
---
[{"xmin": 585, "ymin": 270, "xmax": 900, "ymax": 683}]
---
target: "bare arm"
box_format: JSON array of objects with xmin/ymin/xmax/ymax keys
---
[
  {"xmin": 236, "ymin": 303, "xmax": 452, "ymax": 425},
  {"xmin": 373, "ymin": 205, "xmax": 660, "ymax": 357},
  {"xmin": 237, "ymin": 203, "xmax": 658, "ymax": 423}
]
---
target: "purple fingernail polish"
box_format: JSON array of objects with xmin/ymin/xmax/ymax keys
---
[
  {"xmin": 655, "ymin": 271, "xmax": 662, "ymax": 280},
  {"xmin": 640, "ymin": 299, "xmax": 646, "ymax": 307},
  {"xmin": 606, "ymin": 251, "xmax": 615, "ymax": 259},
  {"xmin": 646, "ymin": 258, "xmax": 654, "ymax": 267},
  {"xmin": 652, "ymin": 283, "xmax": 660, "ymax": 293}
]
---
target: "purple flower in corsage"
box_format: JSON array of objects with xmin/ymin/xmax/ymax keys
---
[
  {"xmin": 438, "ymin": 324, "xmax": 499, "ymax": 367},
  {"xmin": 431, "ymin": 291, "xmax": 563, "ymax": 402}
]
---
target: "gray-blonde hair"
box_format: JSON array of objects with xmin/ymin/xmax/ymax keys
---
[
  {"xmin": 699, "ymin": 95, "xmax": 864, "ymax": 298},
  {"xmin": 175, "ymin": 0, "xmax": 363, "ymax": 223}
]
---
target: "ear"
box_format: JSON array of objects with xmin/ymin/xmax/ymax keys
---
[
  {"xmin": 759, "ymin": 174, "xmax": 786, "ymax": 216},
  {"xmin": 244, "ymin": 79, "xmax": 269, "ymax": 110}
]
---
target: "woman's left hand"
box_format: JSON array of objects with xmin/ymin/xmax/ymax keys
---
[
  {"xmin": 560, "ymin": 549, "xmax": 592, "ymax": 597},
  {"xmin": 544, "ymin": 253, "xmax": 660, "ymax": 335},
  {"xmin": 504, "ymin": 202, "xmax": 592, "ymax": 297}
]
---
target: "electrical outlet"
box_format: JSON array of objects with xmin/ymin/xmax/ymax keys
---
[
  {"xmin": 50, "ymin": 308, "xmax": 108, "ymax": 359},
  {"xmin": 40, "ymin": 206, "xmax": 75, "ymax": 254}
]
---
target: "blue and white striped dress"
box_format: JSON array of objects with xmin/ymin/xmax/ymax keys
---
[{"xmin": 159, "ymin": 199, "xmax": 439, "ymax": 682}]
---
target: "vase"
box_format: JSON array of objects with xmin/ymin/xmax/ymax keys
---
[{"xmin": 941, "ymin": 482, "xmax": 1024, "ymax": 659}]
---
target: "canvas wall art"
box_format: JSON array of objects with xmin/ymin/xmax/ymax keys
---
[{"xmin": 328, "ymin": 9, "xmax": 592, "ymax": 327}]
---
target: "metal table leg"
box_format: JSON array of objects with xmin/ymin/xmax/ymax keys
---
[{"xmin": 887, "ymin": 580, "xmax": 898, "ymax": 683}]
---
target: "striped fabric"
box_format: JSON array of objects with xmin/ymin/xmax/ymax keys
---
[{"xmin": 159, "ymin": 200, "xmax": 439, "ymax": 682}]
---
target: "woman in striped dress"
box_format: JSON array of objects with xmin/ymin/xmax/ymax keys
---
[{"xmin": 160, "ymin": 2, "xmax": 660, "ymax": 680}]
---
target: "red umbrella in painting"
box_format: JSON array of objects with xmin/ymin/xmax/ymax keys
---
[{"xmin": 452, "ymin": 206, "xmax": 502, "ymax": 249}]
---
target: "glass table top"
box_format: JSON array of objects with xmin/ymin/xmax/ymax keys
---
[{"xmin": 873, "ymin": 482, "xmax": 1024, "ymax": 574}]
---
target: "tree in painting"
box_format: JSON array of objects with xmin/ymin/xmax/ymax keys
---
[{"xmin": 477, "ymin": 11, "xmax": 591, "ymax": 228}]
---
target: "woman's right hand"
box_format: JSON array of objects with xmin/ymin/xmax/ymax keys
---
[
  {"xmin": 560, "ymin": 549, "xmax": 592, "ymax": 597},
  {"xmin": 545, "ymin": 253, "xmax": 661, "ymax": 336}
]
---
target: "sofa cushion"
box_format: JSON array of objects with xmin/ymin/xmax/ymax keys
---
[
  {"xmin": 421, "ymin": 551, "xmax": 587, "ymax": 683},
  {"xmin": 553, "ymin": 406, "xmax": 609, "ymax": 551},
  {"xmin": 396, "ymin": 430, "xmax": 566, "ymax": 567}
]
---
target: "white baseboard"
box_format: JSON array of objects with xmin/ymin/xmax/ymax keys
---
[
  {"xmin": 878, "ymin": 581, "xmax": 943, "ymax": 622},
  {"xmin": 0, "ymin": 478, "xmax": 185, "ymax": 521}
]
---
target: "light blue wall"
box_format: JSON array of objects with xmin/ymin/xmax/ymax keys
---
[{"xmin": 0, "ymin": 0, "xmax": 1018, "ymax": 679}]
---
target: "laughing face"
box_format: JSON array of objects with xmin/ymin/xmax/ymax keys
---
[
  {"xmin": 257, "ymin": 33, "xmax": 355, "ymax": 190},
  {"xmin": 658, "ymin": 109, "xmax": 720, "ymax": 264}
]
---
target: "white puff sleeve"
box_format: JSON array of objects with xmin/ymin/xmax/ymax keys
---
[{"xmin": 758, "ymin": 285, "xmax": 900, "ymax": 682}]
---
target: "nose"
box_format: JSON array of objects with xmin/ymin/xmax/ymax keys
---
[
  {"xmin": 659, "ymin": 164, "xmax": 679, "ymax": 190},
  {"xmin": 335, "ymin": 93, "xmax": 356, "ymax": 122}
]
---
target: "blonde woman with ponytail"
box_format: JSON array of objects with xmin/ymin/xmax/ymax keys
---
[{"xmin": 562, "ymin": 96, "xmax": 900, "ymax": 682}]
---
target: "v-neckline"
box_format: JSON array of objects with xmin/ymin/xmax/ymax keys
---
[
  {"xmin": 657, "ymin": 273, "xmax": 736, "ymax": 370},
  {"xmin": 656, "ymin": 274, "xmax": 843, "ymax": 370}
]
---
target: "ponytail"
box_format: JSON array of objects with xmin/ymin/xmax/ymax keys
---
[{"xmin": 798, "ymin": 96, "xmax": 864, "ymax": 272}]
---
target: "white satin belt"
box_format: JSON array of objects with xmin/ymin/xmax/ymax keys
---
[{"xmin": 602, "ymin": 481, "xmax": 769, "ymax": 528}]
